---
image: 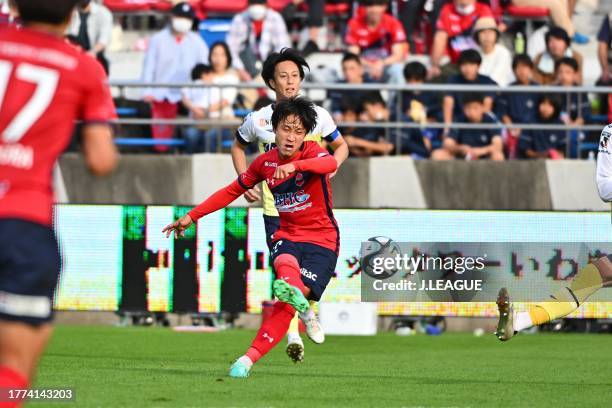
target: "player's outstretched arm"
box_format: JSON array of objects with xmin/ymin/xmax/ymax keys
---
[
  {"xmin": 82, "ymin": 124, "xmax": 118, "ymax": 176},
  {"xmin": 274, "ymin": 154, "xmax": 338, "ymax": 179},
  {"xmin": 162, "ymin": 214, "xmax": 193, "ymax": 238},
  {"xmin": 163, "ymin": 180, "xmax": 248, "ymax": 238}
]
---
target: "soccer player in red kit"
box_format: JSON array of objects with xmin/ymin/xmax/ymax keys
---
[
  {"xmin": 163, "ymin": 97, "xmax": 339, "ymax": 378},
  {"xmin": 0, "ymin": 0, "xmax": 117, "ymax": 403}
]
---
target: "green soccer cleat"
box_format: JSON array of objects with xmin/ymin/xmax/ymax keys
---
[
  {"xmin": 228, "ymin": 360, "xmax": 250, "ymax": 378},
  {"xmin": 272, "ymin": 279, "xmax": 309, "ymax": 314},
  {"xmin": 495, "ymin": 287, "xmax": 515, "ymax": 342}
]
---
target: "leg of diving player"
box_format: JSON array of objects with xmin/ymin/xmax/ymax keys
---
[{"xmin": 496, "ymin": 255, "xmax": 612, "ymax": 340}]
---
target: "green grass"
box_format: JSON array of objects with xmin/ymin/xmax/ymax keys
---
[{"xmin": 35, "ymin": 326, "xmax": 612, "ymax": 408}]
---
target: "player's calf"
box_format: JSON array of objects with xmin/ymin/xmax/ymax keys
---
[{"xmin": 495, "ymin": 287, "xmax": 515, "ymax": 341}]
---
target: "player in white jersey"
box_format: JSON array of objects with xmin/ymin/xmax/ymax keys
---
[
  {"xmin": 596, "ymin": 124, "xmax": 612, "ymax": 200},
  {"xmin": 495, "ymin": 123, "xmax": 612, "ymax": 341},
  {"xmin": 231, "ymin": 48, "xmax": 348, "ymax": 362}
]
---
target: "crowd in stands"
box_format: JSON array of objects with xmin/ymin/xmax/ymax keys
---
[{"xmin": 2, "ymin": 0, "xmax": 609, "ymax": 159}]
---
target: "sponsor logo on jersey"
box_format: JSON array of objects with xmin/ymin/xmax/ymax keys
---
[
  {"xmin": 274, "ymin": 190, "xmax": 312, "ymax": 213},
  {"xmin": 264, "ymin": 161, "xmax": 278, "ymax": 168},
  {"xmin": 300, "ymin": 268, "xmax": 318, "ymax": 281},
  {"xmin": 295, "ymin": 172, "xmax": 304, "ymax": 187}
]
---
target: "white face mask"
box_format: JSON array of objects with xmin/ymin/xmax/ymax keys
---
[
  {"xmin": 248, "ymin": 5, "xmax": 266, "ymax": 21},
  {"xmin": 455, "ymin": 3, "xmax": 475, "ymax": 15},
  {"xmin": 171, "ymin": 17, "xmax": 192, "ymax": 34}
]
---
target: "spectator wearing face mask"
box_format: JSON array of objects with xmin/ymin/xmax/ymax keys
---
[
  {"xmin": 227, "ymin": 0, "xmax": 291, "ymax": 83},
  {"xmin": 429, "ymin": 0, "xmax": 494, "ymax": 79},
  {"xmin": 68, "ymin": 0, "xmax": 113, "ymax": 74},
  {"xmin": 141, "ymin": 2, "xmax": 209, "ymax": 152}
]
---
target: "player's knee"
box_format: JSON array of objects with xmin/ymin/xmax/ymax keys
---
[{"xmin": 273, "ymin": 253, "xmax": 299, "ymax": 270}]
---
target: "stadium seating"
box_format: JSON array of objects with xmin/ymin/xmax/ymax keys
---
[
  {"xmin": 505, "ymin": 5, "xmax": 550, "ymax": 39},
  {"xmin": 201, "ymin": 0, "xmax": 248, "ymax": 14},
  {"xmin": 267, "ymin": 0, "xmax": 291, "ymax": 12},
  {"xmin": 105, "ymin": 0, "xmax": 206, "ymax": 18},
  {"xmin": 103, "ymin": 0, "xmax": 156, "ymax": 12}
]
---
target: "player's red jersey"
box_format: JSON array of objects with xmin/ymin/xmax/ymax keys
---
[
  {"xmin": 189, "ymin": 142, "xmax": 340, "ymax": 253},
  {"xmin": 345, "ymin": 13, "xmax": 407, "ymax": 61},
  {"xmin": 0, "ymin": 25, "xmax": 116, "ymax": 226}
]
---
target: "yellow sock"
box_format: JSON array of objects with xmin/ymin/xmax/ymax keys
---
[
  {"xmin": 288, "ymin": 313, "xmax": 300, "ymax": 335},
  {"xmin": 529, "ymin": 263, "xmax": 603, "ymax": 325}
]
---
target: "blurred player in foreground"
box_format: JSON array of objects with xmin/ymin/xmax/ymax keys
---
[
  {"xmin": 164, "ymin": 97, "xmax": 339, "ymax": 378},
  {"xmin": 496, "ymin": 123, "xmax": 612, "ymax": 340},
  {"xmin": 231, "ymin": 48, "xmax": 348, "ymax": 363},
  {"xmin": 0, "ymin": 0, "xmax": 117, "ymax": 402}
]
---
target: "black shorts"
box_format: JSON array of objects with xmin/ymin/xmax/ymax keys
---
[
  {"xmin": 271, "ymin": 239, "xmax": 337, "ymax": 301},
  {"xmin": 263, "ymin": 215, "xmax": 280, "ymax": 251},
  {"xmin": 0, "ymin": 219, "xmax": 61, "ymax": 325}
]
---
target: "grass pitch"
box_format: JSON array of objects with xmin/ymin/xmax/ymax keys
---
[{"xmin": 36, "ymin": 326, "xmax": 611, "ymax": 407}]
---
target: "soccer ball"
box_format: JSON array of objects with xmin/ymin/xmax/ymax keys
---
[{"xmin": 360, "ymin": 236, "xmax": 401, "ymax": 279}]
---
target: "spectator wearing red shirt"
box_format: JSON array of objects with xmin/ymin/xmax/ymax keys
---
[
  {"xmin": 429, "ymin": 0, "xmax": 494, "ymax": 78},
  {"xmin": 345, "ymin": 0, "xmax": 408, "ymax": 83}
]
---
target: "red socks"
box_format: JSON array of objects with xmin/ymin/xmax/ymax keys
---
[
  {"xmin": 242, "ymin": 254, "xmax": 307, "ymax": 366},
  {"xmin": 0, "ymin": 366, "xmax": 28, "ymax": 408},
  {"xmin": 273, "ymin": 254, "xmax": 307, "ymax": 295},
  {"xmin": 246, "ymin": 301, "xmax": 295, "ymax": 364}
]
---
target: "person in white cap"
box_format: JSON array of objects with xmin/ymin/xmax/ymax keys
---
[{"xmin": 473, "ymin": 17, "xmax": 513, "ymax": 87}]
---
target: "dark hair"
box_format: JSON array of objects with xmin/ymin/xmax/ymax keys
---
[
  {"xmin": 362, "ymin": 92, "xmax": 386, "ymax": 107},
  {"xmin": 458, "ymin": 49, "xmax": 482, "ymax": 66},
  {"xmin": 545, "ymin": 26, "xmax": 571, "ymax": 48},
  {"xmin": 261, "ymin": 48, "xmax": 310, "ymax": 91},
  {"xmin": 462, "ymin": 93, "xmax": 485, "ymax": 105},
  {"xmin": 15, "ymin": 0, "xmax": 80, "ymax": 24},
  {"xmin": 512, "ymin": 54, "xmax": 534, "ymax": 70},
  {"xmin": 537, "ymin": 95, "xmax": 562, "ymax": 120},
  {"xmin": 209, "ymin": 42, "xmax": 232, "ymax": 70},
  {"xmin": 249, "ymin": 0, "xmax": 266, "ymax": 4},
  {"xmin": 342, "ymin": 52, "xmax": 362, "ymax": 66},
  {"xmin": 340, "ymin": 97, "xmax": 362, "ymax": 115},
  {"xmin": 254, "ymin": 95, "xmax": 274, "ymax": 111},
  {"xmin": 555, "ymin": 56, "xmax": 579, "ymax": 73},
  {"xmin": 191, "ymin": 63, "xmax": 212, "ymax": 80},
  {"xmin": 403, "ymin": 61, "xmax": 427, "ymax": 82},
  {"xmin": 271, "ymin": 97, "xmax": 318, "ymax": 135}
]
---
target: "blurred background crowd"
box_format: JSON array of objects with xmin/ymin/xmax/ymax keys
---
[{"xmin": 2, "ymin": 0, "xmax": 610, "ymax": 160}]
